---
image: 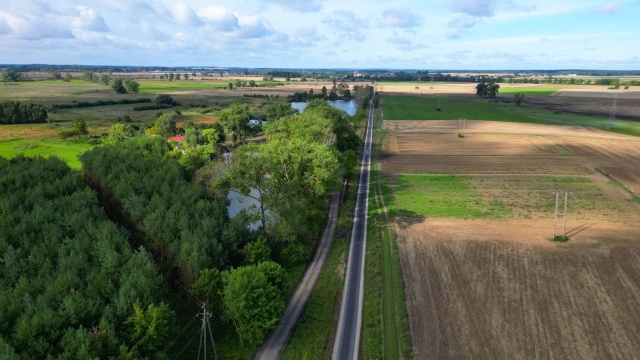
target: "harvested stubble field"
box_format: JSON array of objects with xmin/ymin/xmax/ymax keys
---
[
  {"xmin": 381, "ymin": 119, "xmax": 640, "ymax": 359},
  {"xmin": 397, "ymin": 217, "xmax": 640, "ymax": 360}
]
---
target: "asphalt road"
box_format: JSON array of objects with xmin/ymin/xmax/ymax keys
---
[
  {"xmin": 253, "ymin": 190, "xmax": 342, "ymax": 360},
  {"xmin": 333, "ymin": 93, "xmax": 375, "ymax": 360}
]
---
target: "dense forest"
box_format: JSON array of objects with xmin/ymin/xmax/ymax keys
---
[{"xmin": 0, "ymin": 156, "xmax": 169, "ymax": 359}]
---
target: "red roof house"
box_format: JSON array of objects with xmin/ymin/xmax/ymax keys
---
[{"xmin": 169, "ymin": 134, "xmax": 185, "ymax": 143}]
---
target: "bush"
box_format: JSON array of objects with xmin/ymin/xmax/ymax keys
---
[
  {"xmin": 51, "ymin": 98, "xmax": 151, "ymax": 109},
  {"xmin": 278, "ymin": 242, "xmax": 311, "ymax": 267}
]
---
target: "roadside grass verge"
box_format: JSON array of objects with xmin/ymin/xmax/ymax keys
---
[
  {"xmin": 282, "ymin": 175, "xmax": 358, "ymax": 360},
  {"xmin": 0, "ymin": 139, "xmax": 93, "ymax": 169},
  {"xmin": 361, "ymin": 111, "xmax": 413, "ymax": 360}
]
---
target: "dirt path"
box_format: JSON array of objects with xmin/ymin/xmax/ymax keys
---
[{"xmin": 254, "ymin": 191, "xmax": 342, "ymax": 360}]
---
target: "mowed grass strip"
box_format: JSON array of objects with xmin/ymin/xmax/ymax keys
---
[
  {"xmin": 362, "ymin": 162, "xmax": 413, "ymax": 360},
  {"xmin": 0, "ymin": 140, "xmax": 93, "ymax": 169},
  {"xmin": 498, "ymin": 86, "xmax": 563, "ymax": 96},
  {"xmin": 385, "ymin": 175, "xmax": 509, "ymax": 219},
  {"xmin": 382, "ymin": 96, "xmax": 537, "ymax": 122},
  {"xmin": 136, "ymin": 80, "xmax": 229, "ymax": 94}
]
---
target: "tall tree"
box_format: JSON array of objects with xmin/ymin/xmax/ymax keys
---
[
  {"xmin": 223, "ymin": 262, "xmax": 286, "ymax": 346},
  {"xmin": 218, "ymin": 103, "xmax": 251, "ymax": 144}
]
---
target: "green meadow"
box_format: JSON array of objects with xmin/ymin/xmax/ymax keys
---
[
  {"xmin": 497, "ymin": 85, "xmax": 563, "ymax": 96},
  {"xmin": 0, "ymin": 140, "xmax": 94, "ymax": 169},
  {"xmin": 383, "ymin": 175, "xmax": 508, "ymax": 219},
  {"xmin": 382, "ymin": 95, "xmax": 640, "ymax": 137}
]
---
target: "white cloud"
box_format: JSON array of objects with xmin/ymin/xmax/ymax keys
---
[
  {"xmin": 0, "ymin": 17, "xmax": 12, "ymax": 35},
  {"xmin": 198, "ymin": 6, "xmax": 239, "ymax": 32},
  {"xmin": 382, "ymin": 8, "xmax": 423, "ymax": 28},
  {"xmin": 322, "ymin": 11, "xmax": 369, "ymax": 42},
  {"xmin": 446, "ymin": 0, "xmax": 497, "ymax": 17},
  {"xmin": 236, "ymin": 16, "xmax": 272, "ymax": 39},
  {"xmin": 589, "ymin": 3, "xmax": 620, "ymax": 15},
  {"xmin": 1, "ymin": 13, "xmax": 74, "ymax": 40},
  {"xmin": 266, "ymin": 0, "xmax": 322, "ymax": 13},
  {"xmin": 173, "ymin": 3, "xmax": 203, "ymax": 26},
  {"xmin": 387, "ymin": 36, "xmax": 428, "ymax": 51},
  {"xmin": 72, "ymin": 6, "xmax": 110, "ymax": 32},
  {"xmin": 448, "ymin": 15, "xmax": 479, "ymax": 29}
]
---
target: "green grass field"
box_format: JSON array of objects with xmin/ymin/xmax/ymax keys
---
[
  {"xmin": 498, "ymin": 85, "xmax": 563, "ymax": 96},
  {"xmin": 0, "ymin": 140, "xmax": 94, "ymax": 169},
  {"xmin": 383, "ymin": 96, "xmax": 538, "ymax": 122},
  {"xmin": 382, "ymin": 95, "xmax": 640, "ymax": 137},
  {"xmin": 385, "ymin": 175, "xmax": 509, "ymax": 219},
  {"xmin": 136, "ymin": 80, "xmax": 228, "ymax": 94}
]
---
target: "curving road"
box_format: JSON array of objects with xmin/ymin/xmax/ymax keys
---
[{"xmin": 333, "ymin": 91, "xmax": 375, "ymax": 360}]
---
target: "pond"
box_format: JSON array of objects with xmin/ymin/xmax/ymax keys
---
[
  {"xmin": 227, "ymin": 188, "xmax": 263, "ymax": 231},
  {"xmin": 290, "ymin": 99, "xmax": 358, "ymax": 115}
]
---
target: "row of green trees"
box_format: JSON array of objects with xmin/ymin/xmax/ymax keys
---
[
  {"xmin": 0, "ymin": 156, "xmax": 172, "ymax": 359},
  {"xmin": 0, "ymin": 100, "xmax": 48, "ymax": 124}
]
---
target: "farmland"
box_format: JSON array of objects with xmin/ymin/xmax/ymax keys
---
[{"xmin": 377, "ymin": 94, "xmax": 640, "ymax": 359}]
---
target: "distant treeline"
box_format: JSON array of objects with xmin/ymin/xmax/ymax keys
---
[
  {"xmin": 51, "ymin": 98, "xmax": 151, "ymax": 109},
  {"xmin": 0, "ymin": 101, "xmax": 48, "ymax": 124}
]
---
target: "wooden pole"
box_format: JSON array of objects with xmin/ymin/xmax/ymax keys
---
[
  {"xmin": 553, "ymin": 192, "xmax": 559, "ymax": 238},
  {"xmin": 562, "ymin": 192, "xmax": 568, "ymax": 236}
]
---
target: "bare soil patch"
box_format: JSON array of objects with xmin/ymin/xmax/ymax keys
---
[
  {"xmin": 381, "ymin": 120, "xmax": 640, "ymax": 196},
  {"xmin": 384, "ymin": 133, "xmax": 562, "ymax": 156},
  {"xmin": 526, "ymin": 95, "xmax": 640, "ymax": 121},
  {"xmin": 397, "ymin": 217, "xmax": 640, "ymax": 360},
  {"xmin": 380, "ymin": 154, "xmax": 589, "ymax": 175}
]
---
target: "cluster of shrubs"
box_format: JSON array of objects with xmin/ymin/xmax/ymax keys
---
[
  {"xmin": 243, "ymin": 94, "xmax": 281, "ymax": 98},
  {"xmin": 51, "ymin": 98, "xmax": 151, "ymax": 109},
  {"xmin": 0, "ymin": 100, "xmax": 48, "ymax": 124},
  {"xmin": 133, "ymin": 94, "xmax": 180, "ymax": 111}
]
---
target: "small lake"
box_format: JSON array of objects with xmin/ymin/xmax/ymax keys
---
[{"xmin": 291, "ymin": 99, "xmax": 357, "ymax": 116}]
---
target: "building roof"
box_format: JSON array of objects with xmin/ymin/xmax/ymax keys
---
[{"xmin": 169, "ymin": 134, "xmax": 185, "ymax": 142}]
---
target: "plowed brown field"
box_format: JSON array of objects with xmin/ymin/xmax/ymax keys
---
[
  {"xmin": 397, "ymin": 218, "xmax": 640, "ymax": 360},
  {"xmin": 385, "ymin": 120, "xmax": 640, "ymax": 359}
]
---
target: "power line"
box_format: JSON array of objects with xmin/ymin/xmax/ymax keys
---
[
  {"xmin": 163, "ymin": 314, "xmax": 199, "ymax": 353},
  {"xmin": 609, "ymin": 90, "xmax": 618, "ymax": 129}
]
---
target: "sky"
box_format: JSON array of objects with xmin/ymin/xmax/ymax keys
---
[{"xmin": 0, "ymin": 0, "xmax": 638, "ymax": 69}]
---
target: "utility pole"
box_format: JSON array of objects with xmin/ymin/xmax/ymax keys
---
[
  {"xmin": 197, "ymin": 304, "xmax": 218, "ymax": 360},
  {"xmin": 553, "ymin": 192, "xmax": 559, "ymax": 238},
  {"xmin": 609, "ymin": 91, "xmax": 618, "ymax": 129},
  {"xmin": 562, "ymin": 192, "xmax": 569, "ymax": 236}
]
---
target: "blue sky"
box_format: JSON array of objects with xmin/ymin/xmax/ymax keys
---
[{"xmin": 0, "ymin": 0, "xmax": 638, "ymax": 69}]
